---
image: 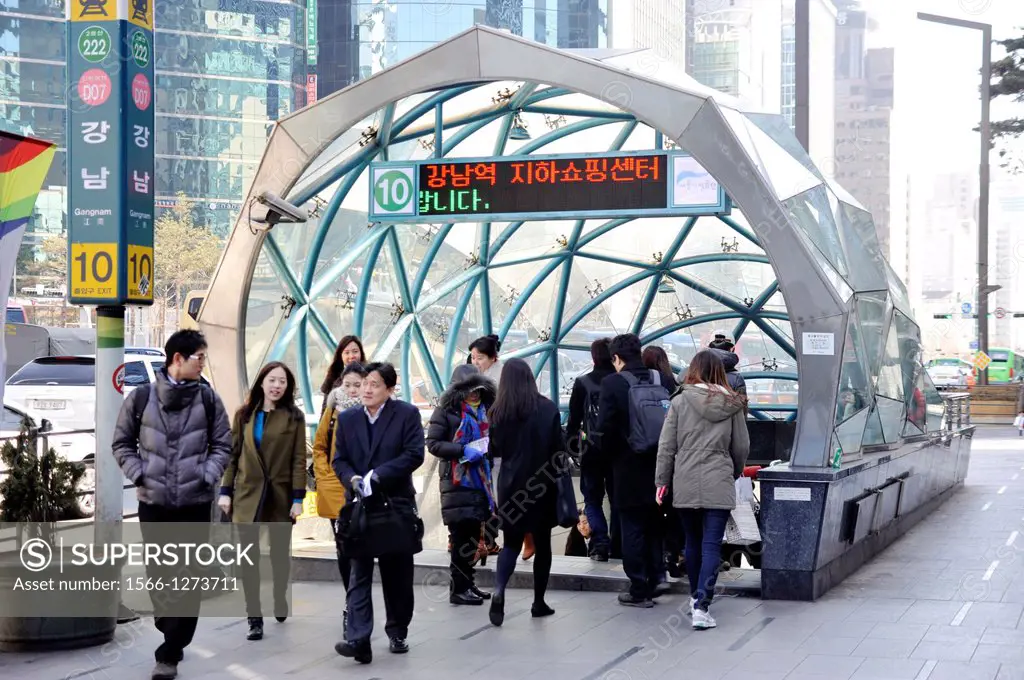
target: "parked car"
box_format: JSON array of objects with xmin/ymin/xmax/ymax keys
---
[{"xmin": 5, "ymin": 351, "xmax": 166, "ymax": 431}]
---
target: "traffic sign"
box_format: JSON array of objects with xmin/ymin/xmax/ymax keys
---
[
  {"xmin": 970, "ymin": 340, "xmax": 979, "ymax": 350},
  {"xmin": 974, "ymin": 350, "xmax": 991, "ymax": 372},
  {"xmin": 995, "ymin": 307, "xmax": 1006, "ymax": 319},
  {"xmin": 961, "ymin": 302, "xmax": 972, "ymax": 315},
  {"xmin": 70, "ymin": 242, "xmax": 118, "ymax": 300},
  {"xmin": 113, "ymin": 363, "xmax": 125, "ymax": 394}
]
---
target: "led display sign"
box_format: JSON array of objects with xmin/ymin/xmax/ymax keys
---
[{"xmin": 368, "ymin": 151, "xmax": 730, "ymax": 223}]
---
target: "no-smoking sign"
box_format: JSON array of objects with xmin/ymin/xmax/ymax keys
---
[
  {"xmin": 995, "ymin": 307, "xmax": 1006, "ymax": 319},
  {"xmin": 113, "ymin": 364, "xmax": 125, "ymax": 394}
]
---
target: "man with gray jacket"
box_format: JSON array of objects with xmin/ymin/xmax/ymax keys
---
[{"xmin": 113, "ymin": 329, "xmax": 232, "ymax": 680}]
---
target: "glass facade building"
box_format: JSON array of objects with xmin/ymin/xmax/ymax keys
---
[
  {"xmin": 314, "ymin": 0, "xmax": 608, "ymax": 96},
  {"xmin": 0, "ymin": 0, "xmax": 308, "ymax": 239}
]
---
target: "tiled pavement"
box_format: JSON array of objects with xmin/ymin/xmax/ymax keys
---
[{"xmin": 4, "ymin": 427, "xmax": 1024, "ymax": 680}]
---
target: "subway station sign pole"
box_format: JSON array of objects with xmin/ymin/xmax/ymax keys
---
[{"xmin": 66, "ymin": 0, "xmax": 155, "ymax": 561}]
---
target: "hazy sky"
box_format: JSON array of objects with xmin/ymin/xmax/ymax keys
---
[{"xmin": 862, "ymin": 0, "xmax": 1024, "ymax": 175}]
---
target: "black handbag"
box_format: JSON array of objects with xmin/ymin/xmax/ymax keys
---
[
  {"xmin": 555, "ymin": 453, "xmax": 578, "ymax": 529},
  {"xmin": 337, "ymin": 489, "xmax": 424, "ymax": 559}
]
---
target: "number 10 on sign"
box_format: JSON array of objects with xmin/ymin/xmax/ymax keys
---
[{"xmin": 370, "ymin": 166, "xmax": 415, "ymax": 216}]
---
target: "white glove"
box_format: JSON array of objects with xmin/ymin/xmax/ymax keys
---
[{"xmin": 217, "ymin": 495, "xmax": 232, "ymax": 515}]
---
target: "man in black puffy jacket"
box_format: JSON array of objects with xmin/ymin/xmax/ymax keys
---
[{"xmin": 113, "ymin": 330, "xmax": 232, "ymax": 680}]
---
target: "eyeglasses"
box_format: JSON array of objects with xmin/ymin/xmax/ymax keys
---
[{"xmin": 189, "ymin": 353, "xmax": 208, "ymax": 363}]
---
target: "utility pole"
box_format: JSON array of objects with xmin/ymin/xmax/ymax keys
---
[{"xmin": 917, "ymin": 13, "xmax": 993, "ymax": 384}]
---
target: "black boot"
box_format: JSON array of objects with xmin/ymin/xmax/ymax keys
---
[
  {"xmin": 470, "ymin": 585, "xmax": 491, "ymax": 600},
  {"xmin": 246, "ymin": 617, "xmax": 264, "ymax": 641}
]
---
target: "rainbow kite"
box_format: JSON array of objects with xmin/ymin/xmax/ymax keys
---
[{"xmin": 0, "ymin": 130, "xmax": 56, "ymax": 239}]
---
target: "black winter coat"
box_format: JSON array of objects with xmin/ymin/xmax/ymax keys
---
[
  {"xmin": 490, "ymin": 396, "xmax": 565, "ymax": 534},
  {"xmin": 566, "ymin": 365, "xmax": 616, "ymax": 459},
  {"xmin": 597, "ymin": 361, "xmax": 676, "ymax": 510},
  {"xmin": 426, "ymin": 372, "xmax": 496, "ymax": 526}
]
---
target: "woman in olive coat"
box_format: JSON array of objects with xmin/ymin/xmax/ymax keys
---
[{"xmin": 219, "ymin": 361, "xmax": 307, "ymax": 642}]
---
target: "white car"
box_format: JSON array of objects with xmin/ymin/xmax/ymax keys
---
[
  {"xmin": 0, "ymin": 402, "xmax": 138, "ymax": 518},
  {"xmin": 926, "ymin": 361, "xmax": 972, "ymax": 389},
  {"xmin": 5, "ymin": 351, "xmax": 166, "ymax": 432}
]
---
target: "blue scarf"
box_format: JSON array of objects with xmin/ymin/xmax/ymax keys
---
[{"xmin": 452, "ymin": 402, "xmax": 495, "ymax": 512}]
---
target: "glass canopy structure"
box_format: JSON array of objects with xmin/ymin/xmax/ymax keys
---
[{"xmin": 200, "ymin": 26, "xmax": 945, "ymax": 468}]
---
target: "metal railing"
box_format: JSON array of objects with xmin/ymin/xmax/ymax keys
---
[{"xmin": 941, "ymin": 392, "xmax": 971, "ymax": 431}]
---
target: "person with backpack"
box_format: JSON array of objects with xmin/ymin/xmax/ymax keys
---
[
  {"xmin": 218, "ymin": 361, "xmax": 307, "ymax": 642},
  {"xmin": 566, "ymin": 337, "xmax": 617, "ymax": 561},
  {"xmin": 596, "ymin": 333, "xmax": 675, "ymax": 608},
  {"xmin": 112, "ymin": 329, "xmax": 232, "ymax": 680},
  {"xmin": 656, "ymin": 350, "xmax": 749, "ymax": 630}
]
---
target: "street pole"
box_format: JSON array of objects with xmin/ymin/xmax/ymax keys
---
[
  {"xmin": 978, "ymin": 23, "xmax": 992, "ymax": 385},
  {"xmin": 95, "ymin": 306, "xmax": 124, "ymax": 541},
  {"xmin": 916, "ymin": 13, "xmax": 993, "ymax": 384}
]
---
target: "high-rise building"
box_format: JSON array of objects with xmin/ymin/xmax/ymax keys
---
[
  {"xmin": 685, "ymin": 0, "xmax": 782, "ymax": 110},
  {"xmin": 779, "ymin": 0, "xmax": 835, "ymax": 170},
  {"xmin": 833, "ymin": 43, "xmax": 894, "ymax": 257},
  {"xmin": 315, "ymin": 0, "xmax": 610, "ymax": 96},
  {"xmin": 0, "ymin": 0, "xmax": 309, "ymax": 240},
  {"xmin": 606, "ymin": 0, "xmax": 686, "ymax": 72},
  {"xmin": 991, "ymin": 175, "xmax": 1024, "ymax": 350}
]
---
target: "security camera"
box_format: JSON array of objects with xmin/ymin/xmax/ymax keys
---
[{"xmin": 253, "ymin": 192, "xmax": 307, "ymax": 227}]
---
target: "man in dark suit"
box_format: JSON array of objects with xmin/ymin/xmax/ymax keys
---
[
  {"xmin": 332, "ymin": 362, "xmax": 424, "ymax": 664},
  {"xmin": 597, "ymin": 334, "xmax": 674, "ymax": 608}
]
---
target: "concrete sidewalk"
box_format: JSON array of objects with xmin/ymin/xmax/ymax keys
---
[{"xmin": 3, "ymin": 427, "xmax": 1022, "ymax": 680}]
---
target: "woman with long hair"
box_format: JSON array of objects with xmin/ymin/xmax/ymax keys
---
[
  {"xmin": 320, "ymin": 335, "xmax": 367, "ymax": 410},
  {"xmin": 426, "ymin": 364, "xmax": 497, "ymax": 606},
  {"xmin": 487, "ymin": 358, "xmax": 563, "ymax": 627},
  {"xmin": 469, "ymin": 334, "xmax": 503, "ymax": 385},
  {"xmin": 655, "ymin": 350, "xmax": 749, "ymax": 631},
  {"xmin": 642, "ymin": 345, "xmax": 679, "ymax": 392},
  {"xmin": 311, "ymin": 362, "xmax": 367, "ymax": 640},
  {"xmin": 219, "ymin": 361, "xmax": 308, "ymax": 642}
]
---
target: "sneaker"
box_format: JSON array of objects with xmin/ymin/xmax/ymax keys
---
[
  {"xmin": 692, "ymin": 608, "xmax": 716, "ymax": 630},
  {"xmin": 389, "ymin": 637, "xmax": 409, "ymax": 654},
  {"xmin": 151, "ymin": 661, "xmax": 178, "ymax": 680},
  {"xmin": 686, "ymin": 597, "xmax": 697, "ymax": 617},
  {"xmin": 617, "ymin": 592, "xmax": 654, "ymax": 608}
]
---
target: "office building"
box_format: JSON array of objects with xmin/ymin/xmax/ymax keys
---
[
  {"xmin": 834, "ymin": 45, "xmax": 895, "ymax": 257},
  {"xmin": 0, "ymin": 0, "xmax": 309, "ymax": 241},
  {"xmin": 315, "ymin": 0, "xmax": 610, "ymax": 96},
  {"xmin": 606, "ymin": 0, "xmax": 686, "ymax": 72}
]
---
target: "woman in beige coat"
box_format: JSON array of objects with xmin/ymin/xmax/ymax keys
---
[{"xmin": 655, "ymin": 350, "xmax": 749, "ymax": 631}]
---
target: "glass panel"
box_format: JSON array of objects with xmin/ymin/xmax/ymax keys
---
[
  {"xmin": 746, "ymin": 378, "xmax": 800, "ymax": 411},
  {"xmin": 516, "ymin": 115, "xmax": 630, "ymax": 156},
  {"xmin": 835, "ymin": 200, "xmax": 887, "ymax": 292},
  {"xmin": 783, "ymin": 185, "xmax": 849, "ymax": 279},
  {"xmin": 305, "ymin": 330, "xmax": 334, "ymax": 414},
  {"xmin": 885, "ymin": 261, "xmax": 914, "ymax": 317},
  {"xmin": 735, "ymin": 329, "xmax": 797, "ymax": 375},
  {"xmin": 922, "ymin": 371, "xmax": 946, "ymax": 432},
  {"xmin": 735, "ymin": 111, "xmax": 822, "ymax": 200},
  {"xmin": 442, "ymin": 117, "xmax": 506, "ymax": 158},
  {"xmin": 855, "ymin": 292, "xmax": 889, "ymax": 380},
  {"xmin": 487, "ymin": 259, "xmax": 561, "ymax": 340},
  {"xmin": 563, "ymin": 258, "xmax": 652, "ymax": 337},
  {"xmin": 582, "ymin": 217, "xmax": 690, "ymax": 261},
  {"xmin": 743, "ymin": 112, "xmax": 822, "ymax": 178},
  {"xmin": 406, "ymin": 223, "xmax": 479, "ymax": 300},
  {"xmin": 876, "ymin": 316, "xmax": 904, "ymax": 402},
  {"xmin": 420, "ymin": 282, "xmax": 472, "ymax": 379},
  {"xmin": 490, "ymin": 219, "xmax": 577, "ymax": 265},
  {"xmin": 646, "ymin": 319, "xmax": 741, "ymax": 372},
  {"xmin": 862, "ymin": 404, "xmax": 884, "ymax": 447},
  {"xmin": 836, "ymin": 309, "xmax": 872, "ymax": 427},
  {"xmin": 680, "ymin": 213, "xmax": 765, "ymax": 257},
  {"xmin": 309, "ymin": 208, "xmax": 379, "ymax": 286},
  {"xmin": 677, "ymin": 261, "xmax": 776, "ymax": 308},
  {"xmin": 358, "ymin": 247, "xmax": 404, "ymax": 359},
  {"xmin": 640, "ymin": 281, "xmax": 733, "ymax": 339},
  {"xmin": 246, "ymin": 250, "xmax": 289, "ymax": 380},
  {"xmin": 835, "ymin": 407, "xmax": 870, "ymax": 457},
  {"xmin": 876, "ymin": 396, "xmax": 905, "ymax": 444},
  {"xmin": 894, "ymin": 311, "xmax": 924, "ymax": 416}
]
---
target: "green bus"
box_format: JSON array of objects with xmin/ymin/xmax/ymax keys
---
[{"xmin": 986, "ymin": 347, "xmax": 1024, "ymax": 383}]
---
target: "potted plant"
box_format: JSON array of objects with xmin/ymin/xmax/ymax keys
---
[{"xmin": 0, "ymin": 416, "xmax": 117, "ymax": 651}]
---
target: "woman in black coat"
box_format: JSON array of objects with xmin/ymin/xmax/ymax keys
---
[
  {"xmin": 426, "ymin": 364, "xmax": 496, "ymax": 606},
  {"xmin": 487, "ymin": 358, "xmax": 563, "ymax": 627}
]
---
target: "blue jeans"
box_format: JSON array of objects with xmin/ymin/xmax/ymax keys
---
[
  {"xmin": 677, "ymin": 508, "xmax": 730, "ymax": 611},
  {"xmin": 580, "ymin": 455, "xmax": 617, "ymax": 555}
]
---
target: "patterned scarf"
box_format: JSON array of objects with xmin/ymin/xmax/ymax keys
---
[{"xmin": 452, "ymin": 397, "xmax": 494, "ymax": 511}]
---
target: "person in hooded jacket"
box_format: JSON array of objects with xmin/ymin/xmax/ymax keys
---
[
  {"xmin": 706, "ymin": 339, "xmax": 746, "ymax": 398},
  {"xmin": 426, "ymin": 364, "xmax": 496, "ymax": 606},
  {"xmin": 656, "ymin": 350, "xmax": 749, "ymax": 632}
]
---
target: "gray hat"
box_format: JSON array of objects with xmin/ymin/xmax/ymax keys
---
[{"xmin": 449, "ymin": 363, "xmax": 480, "ymax": 386}]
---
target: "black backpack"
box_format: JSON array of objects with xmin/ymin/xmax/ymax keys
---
[{"xmin": 620, "ymin": 370, "xmax": 671, "ymax": 454}]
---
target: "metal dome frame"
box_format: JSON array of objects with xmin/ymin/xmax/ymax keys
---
[{"xmin": 200, "ymin": 26, "xmax": 937, "ymax": 468}]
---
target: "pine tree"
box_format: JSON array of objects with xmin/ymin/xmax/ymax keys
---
[{"xmin": 990, "ymin": 32, "xmax": 1024, "ymax": 171}]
